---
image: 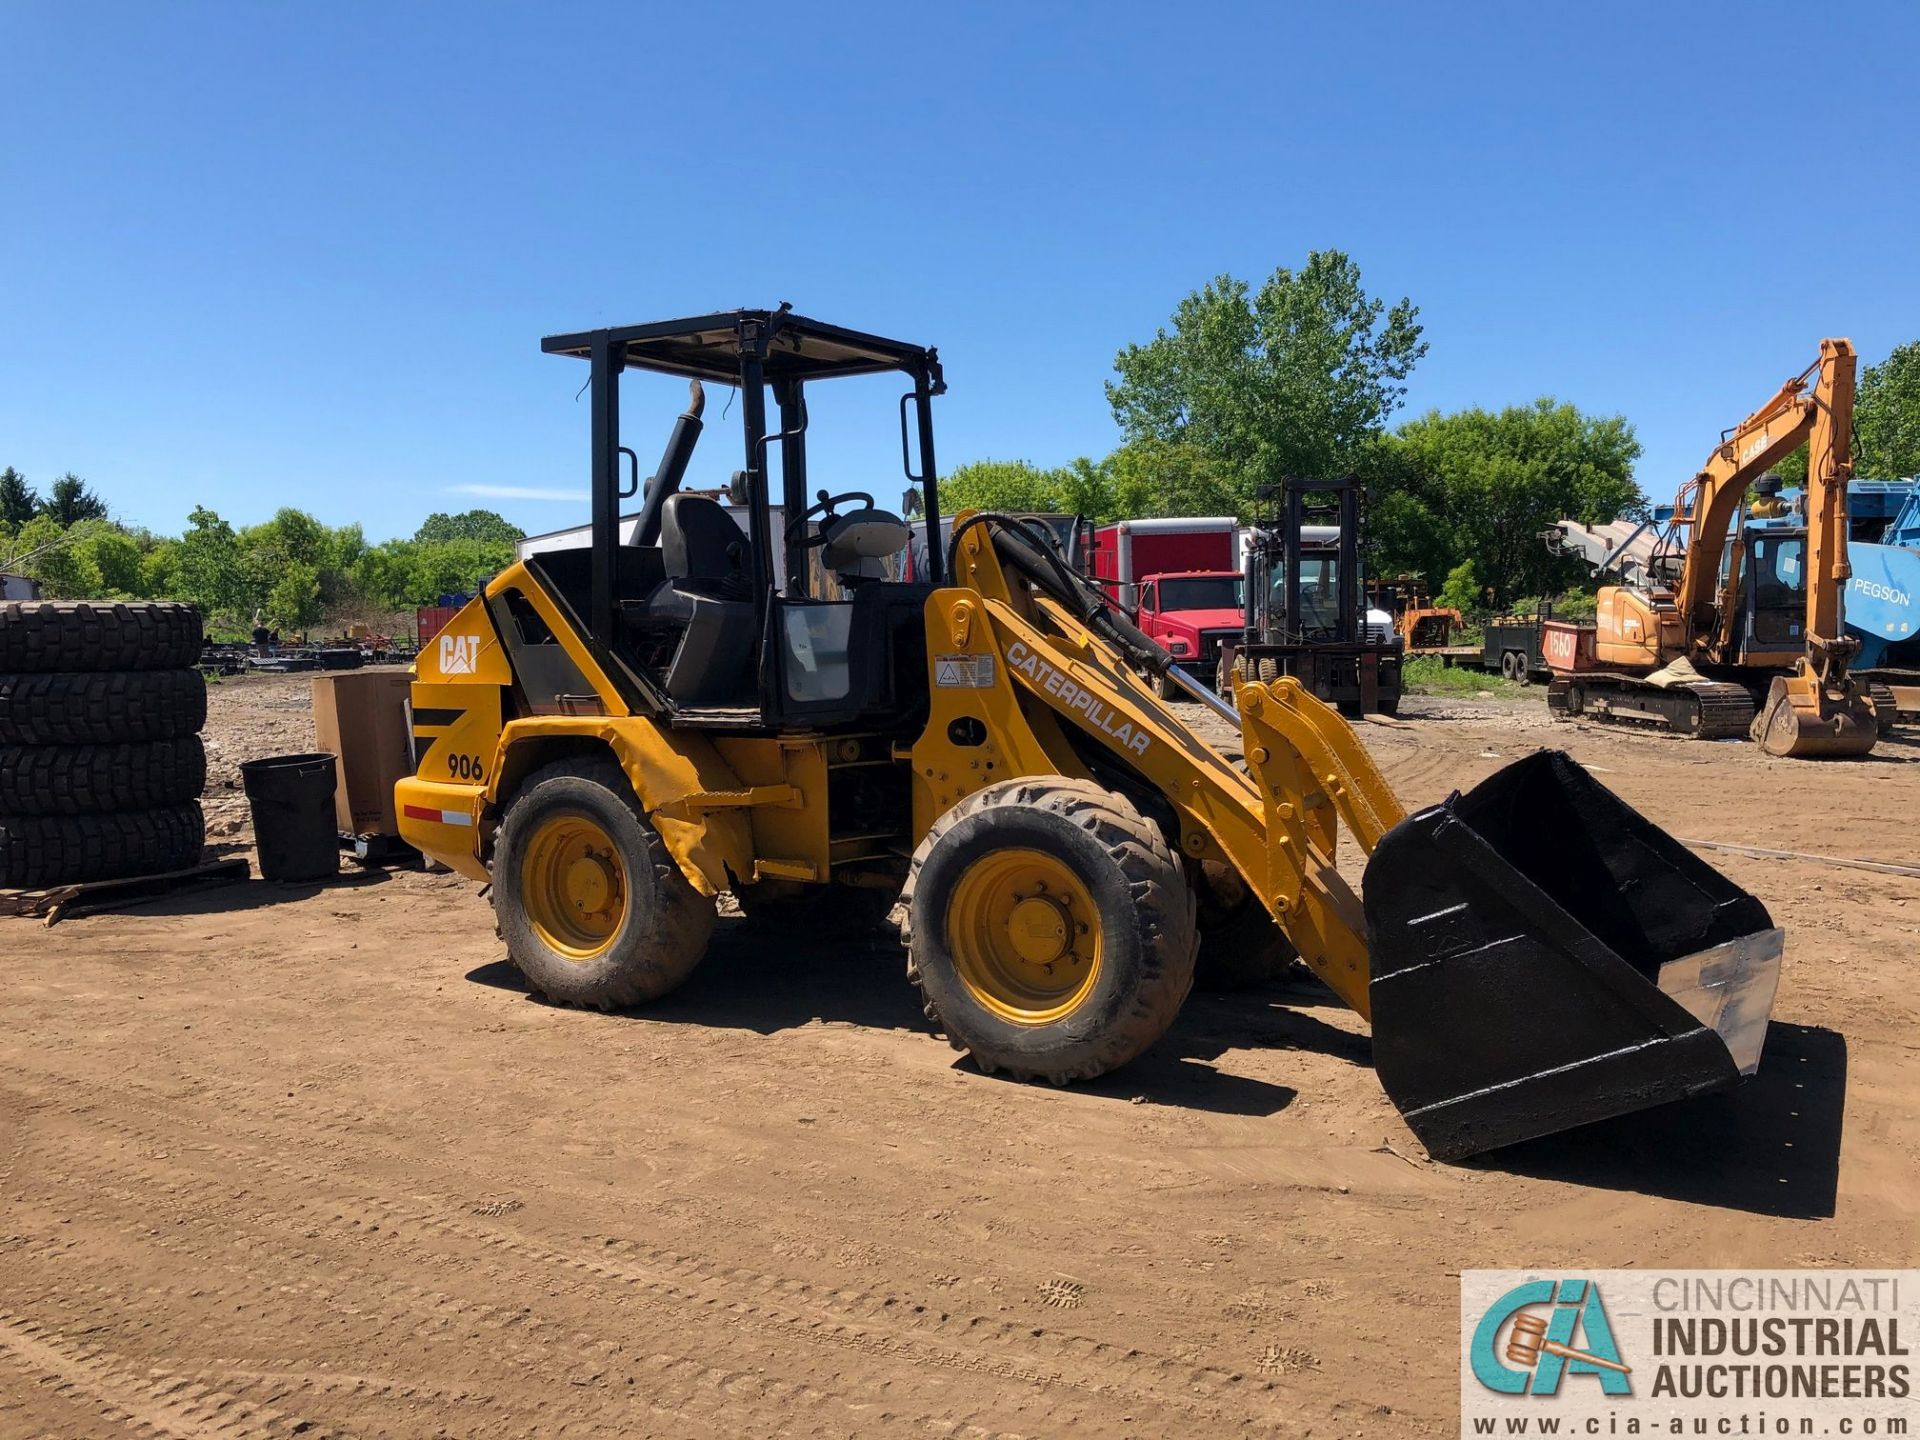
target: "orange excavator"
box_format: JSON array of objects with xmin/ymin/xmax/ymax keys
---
[{"xmin": 1547, "ymin": 339, "xmax": 1878, "ymax": 757}]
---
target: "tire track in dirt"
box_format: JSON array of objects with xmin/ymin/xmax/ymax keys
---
[
  {"xmin": 8, "ymin": 1060, "xmax": 1296, "ymax": 1429},
  {"xmin": 9, "ymin": 1117, "xmax": 1099, "ymax": 1439},
  {"xmin": 1, "ymin": 1260, "xmax": 840, "ymax": 1440},
  {"xmin": 33, "ymin": 1127, "xmax": 1229, "ymax": 1435},
  {"xmin": 6, "ymin": 1171, "xmax": 1017, "ymax": 1440},
  {"xmin": 0, "ymin": 1309, "xmax": 336, "ymax": 1440}
]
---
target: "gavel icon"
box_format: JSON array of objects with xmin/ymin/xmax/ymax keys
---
[{"xmin": 1506, "ymin": 1312, "xmax": 1632, "ymax": 1374}]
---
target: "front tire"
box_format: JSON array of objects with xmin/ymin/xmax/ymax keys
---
[
  {"xmin": 903, "ymin": 777, "xmax": 1197, "ymax": 1083},
  {"xmin": 493, "ymin": 757, "xmax": 714, "ymax": 1010}
]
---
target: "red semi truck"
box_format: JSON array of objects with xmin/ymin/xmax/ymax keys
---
[{"xmin": 1087, "ymin": 517, "xmax": 1242, "ymax": 694}]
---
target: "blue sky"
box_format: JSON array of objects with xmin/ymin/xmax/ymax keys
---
[{"xmin": 2, "ymin": 3, "xmax": 1916, "ymax": 541}]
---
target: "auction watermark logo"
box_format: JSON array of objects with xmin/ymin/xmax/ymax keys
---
[{"xmin": 1461, "ymin": 1270, "xmax": 1914, "ymax": 1436}]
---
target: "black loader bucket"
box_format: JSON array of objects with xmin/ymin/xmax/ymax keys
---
[{"xmin": 1363, "ymin": 751, "xmax": 1783, "ymax": 1162}]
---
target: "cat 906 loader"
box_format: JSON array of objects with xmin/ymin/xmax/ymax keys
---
[{"xmin": 398, "ymin": 309, "xmax": 1786, "ymax": 1162}]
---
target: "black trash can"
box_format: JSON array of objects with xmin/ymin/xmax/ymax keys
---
[{"xmin": 240, "ymin": 752, "xmax": 340, "ymax": 882}]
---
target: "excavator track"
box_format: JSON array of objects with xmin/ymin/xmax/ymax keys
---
[
  {"xmin": 1688, "ymin": 682, "xmax": 1759, "ymax": 738},
  {"xmin": 1550, "ymin": 675, "xmax": 1755, "ymax": 739}
]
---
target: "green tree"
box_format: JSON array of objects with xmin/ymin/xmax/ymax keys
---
[
  {"xmin": 1384, "ymin": 399, "xmax": 1644, "ymax": 606},
  {"xmin": 245, "ymin": 507, "xmax": 332, "ymax": 566},
  {"xmin": 1436, "ymin": 559, "xmax": 1481, "ymax": 613},
  {"xmin": 1051, "ymin": 455, "xmax": 1117, "ymax": 520},
  {"xmin": 1107, "ymin": 252, "xmax": 1428, "ymax": 510},
  {"xmin": 414, "ymin": 509, "xmax": 525, "ymax": 545},
  {"xmin": 1858, "ymin": 340, "xmax": 1920, "ymax": 479},
  {"xmin": 1104, "ymin": 439, "xmax": 1241, "ymax": 520},
  {"xmin": 40, "ymin": 473, "xmax": 107, "ymax": 526},
  {"xmin": 350, "ymin": 540, "xmax": 419, "ymax": 610},
  {"xmin": 1742, "ymin": 340, "xmax": 1920, "ymax": 487},
  {"xmin": 68, "ymin": 521, "xmax": 145, "ymax": 596},
  {"xmin": 173, "ymin": 506, "xmax": 248, "ymax": 615},
  {"xmin": 938, "ymin": 460, "xmax": 1065, "ymax": 515},
  {"xmin": 140, "ymin": 540, "xmax": 180, "ymax": 597},
  {"xmin": 0, "ymin": 468, "xmax": 38, "ymax": 527},
  {"xmin": 406, "ymin": 539, "xmax": 515, "ymax": 601},
  {"xmin": 266, "ymin": 560, "xmax": 324, "ymax": 629},
  {"xmin": 12, "ymin": 515, "xmax": 102, "ymax": 597}
]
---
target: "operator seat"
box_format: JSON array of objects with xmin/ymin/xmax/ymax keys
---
[
  {"xmin": 655, "ymin": 493, "xmax": 755, "ymax": 705},
  {"xmin": 661, "ymin": 493, "xmax": 750, "ymax": 599}
]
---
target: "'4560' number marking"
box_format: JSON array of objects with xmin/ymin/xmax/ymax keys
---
[{"xmin": 447, "ymin": 752, "xmax": 485, "ymax": 782}]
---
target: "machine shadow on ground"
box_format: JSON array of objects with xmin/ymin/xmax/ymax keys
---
[
  {"xmin": 465, "ymin": 917, "xmax": 1337, "ymax": 1117},
  {"xmin": 1473, "ymin": 1021, "xmax": 1848, "ymax": 1219},
  {"xmin": 469, "ymin": 930, "xmax": 1846, "ymax": 1200},
  {"xmin": 89, "ymin": 868, "xmax": 396, "ymax": 919}
]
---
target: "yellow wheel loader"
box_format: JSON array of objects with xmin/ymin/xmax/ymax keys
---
[{"xmin": 398, "ymin": 309, "xmax": 1786, "ymax": 1162}]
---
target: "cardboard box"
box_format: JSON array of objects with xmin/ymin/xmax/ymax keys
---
[{"xmin": 312, "ymin": 671, "xmax": 415, "ymax": 836}]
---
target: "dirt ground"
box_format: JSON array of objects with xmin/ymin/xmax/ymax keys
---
[{"xmin": 3, "ymin": 672, "xmax": 1917, "ymax": 1438}]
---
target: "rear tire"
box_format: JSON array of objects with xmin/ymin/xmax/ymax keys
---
[
  {"xmin": 1154, "ymin": 667, "xmax": 1180, "ymax": 700},
  {"xmin": 0, "ymin": 736, "xmax": 206, "ymax": 815},
  {"xmin": 0, "ymin": 804, "xmax": 205, "ymax": 888},
  {"xmin": 903, "ymin": 777, "xmax": 1196, "ymax": 1083},
  {"xmin": 0, "ymin": 601, "xmax": 203, "ymax": 673},
  {"xmin": 0, "ymin": 669, "xmax": 207, "ymax": 745},
  {"xmin": 493, "ymin": 757, "xmax": 715, "ymax": 1010}
]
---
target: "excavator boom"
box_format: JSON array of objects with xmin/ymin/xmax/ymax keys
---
[
  {"xmin": 1739, "ymin": 341, "xmax": 1876, "ymax": 755},
  {"xmin": 1565, "ymin": 340, "xmax": 1875, "ymax": 756}
]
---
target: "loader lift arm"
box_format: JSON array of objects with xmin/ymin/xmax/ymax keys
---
[
  {"xmin": 925, "ymin": 510, "xmax": 1785, "ymax": 1160},
  {"xmin": 925, "ymin": 513, "xmax": 1402, "ymax": 1016}
]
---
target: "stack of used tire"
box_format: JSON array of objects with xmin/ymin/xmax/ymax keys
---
[{"xmin": 0, "ymin": 601, "xmax": 208, "ymax": 889}]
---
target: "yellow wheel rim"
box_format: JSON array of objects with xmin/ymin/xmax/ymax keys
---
[
  {"xmin": 521, "ymin": 812, "xmax": 627, "ymax": 962},
  {"xmin": 946, "ymin": 848, "xmax": 1102, "ymax": 1024}
]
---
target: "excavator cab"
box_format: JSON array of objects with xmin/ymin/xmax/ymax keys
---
[
  {"xmin": 1740, "ymin": 527, "xmax": 1807, "ymax": 658},
  {"xmin": 397, "ymin": 309, "xmax": 1788, "ymax": 1165}
]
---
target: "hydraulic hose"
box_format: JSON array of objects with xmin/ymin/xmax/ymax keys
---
[{"xmin": 944, "ymin": 512, "xmax": 1239, "ymax": 725}]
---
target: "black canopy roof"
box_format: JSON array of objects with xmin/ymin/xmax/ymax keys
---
[{"xmin": 541, "ymin": 308, "xmax": 938, "ymax": 385}]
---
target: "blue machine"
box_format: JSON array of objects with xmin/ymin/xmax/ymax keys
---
[
  {"xmin": 1733, "ymin": 479, "xmax": 1919, "ymax": 671},
  {"xmin": 1840, "ymin": 480, "xmax": 1918, "ymax": 670}
]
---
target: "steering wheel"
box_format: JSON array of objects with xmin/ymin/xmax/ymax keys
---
[{"xmin": 785, "ymin": 489, "xmax": 875, "ymax": 547}]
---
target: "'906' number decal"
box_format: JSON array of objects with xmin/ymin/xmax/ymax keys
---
[{"xmin": 447, "ymin": 752, "xmax": 485, "ymax": 782}]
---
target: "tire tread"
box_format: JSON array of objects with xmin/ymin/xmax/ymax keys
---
[
  {"xmin": 495, "ymin": 756, "xmax": 715, "ymax": 1009},
  {"xmin": 0, "ymin": 737, "xmax": 206, "ymax": 815},
  {"xmin": 0, "ymin": 601, "xmax": 203, "ymax": 672},
  {"xmin": 901, "ymin": 775, "xmax": 1197, "ymax": 1084},
  {"xmin": 0, "ymin": 803, "xmax": 205, "ymax": 888},
  {"xmin": 0, "ymin": 669, "xmax": 207, "ymax": 745}
]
